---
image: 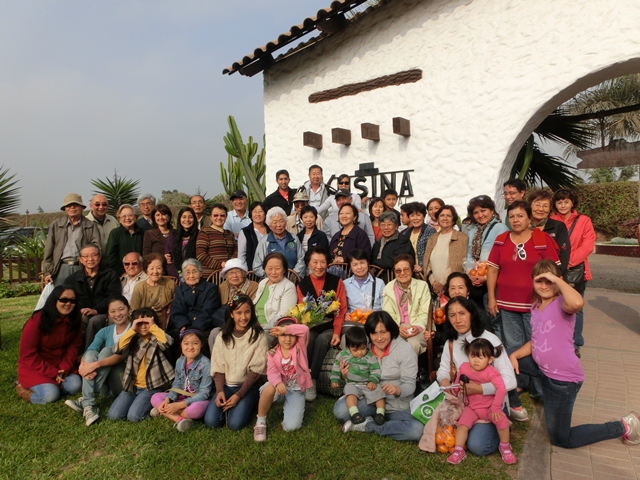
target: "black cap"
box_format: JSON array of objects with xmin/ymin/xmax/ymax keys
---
[
  {"xmin": 230, "ymin": 190, "xmax": 247, "ymax": 200},
  {"xmin": 334, "ymin": 189, "xmax": 350, "ymax": 198}
]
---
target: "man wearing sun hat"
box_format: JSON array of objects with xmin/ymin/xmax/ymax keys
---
[{"xmin": 42, "ymin": 193, "xmax": 101, "ymax": 286}]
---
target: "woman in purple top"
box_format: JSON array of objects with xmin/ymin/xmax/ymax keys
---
[{"xmin": 509, "ymin": 260, "xmax": 640, "ymax": 447}]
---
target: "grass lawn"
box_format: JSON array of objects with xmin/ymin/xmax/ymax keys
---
[{"xmin": 0, "ymin": 296, "xmax": 529, "ymax": 480}]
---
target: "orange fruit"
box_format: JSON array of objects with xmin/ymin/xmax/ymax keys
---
[
  {"xmin": 469, "ymin": 269, "xmax": 478, "ymax": 276},
  {"xmin": 437, "ymin": 444, "xmax": 449, "ymax": 453},
  {"xmin": 445, "ymin": 425, "xmax": 455, "ymax": 433},
  {"xmin": 477, "ymin": 267, "xmax": 487, "ymax": 276}
]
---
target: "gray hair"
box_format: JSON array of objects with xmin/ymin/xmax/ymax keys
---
[
  {"xmin": 80, "ymin": 244, "xmax": 101, "ymax": 255},
  {"xmin": 137, "ymin": 193, "xmax": 156, "ymax": 205},
  {"xmin": 266, "ymin": 206, "xmax": 287, "ymax": 226},
  {"xmin": 379, "ymin": 211, "xmax": 399, "ymax": 225},
  {"xmin": 122, "ymin": 252, "xmax": 143, "ymax": 264},
  {"xmin": 117, "ymin": 204, "xmax": 135, "ymax": 217},
  {"xmin": 182, "ymin": 258, "xmax": 203, "ymax": 272}
]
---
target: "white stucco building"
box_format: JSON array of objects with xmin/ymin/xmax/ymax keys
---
[{"xmin": 224, "ymin": 0, "xmax": 640, "ymax": 210}]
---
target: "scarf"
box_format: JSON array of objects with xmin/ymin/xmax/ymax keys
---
[
  {"xmin": 229, "ymin": 279, "xmax": 251, "ymax": 299},
  {"xmin": 471, "ymin": 214, "xmax": 496, "ymax": 261},
  {"xmin": 397, "ymin": 280, "xmax": 412, "ymax": 306}
]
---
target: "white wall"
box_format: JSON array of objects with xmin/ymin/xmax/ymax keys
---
[{"xmin": 263, "ymin": 0, "xmax": 640, "ymax": 211}]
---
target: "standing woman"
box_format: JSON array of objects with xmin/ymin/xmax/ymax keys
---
[
  {"xmin": 368, "ymin": 197, "xmax": 385, "ymax": 241},
  {"xmin": 297, "ymin": 205, "xmax": 329, "ymax": 252},
  {"xmin": 402, "ymin": 202, "xmax": 437, "ymax": 273},
  {"xmin": 329, "ymin": 204, "xmax": 371, "ymax": 264},
  {"xmin": 106, "ymin": 204, "xmax": 144, "ymax": 276},
  {"xmin": 196, "ymin": 203, "xmax": 237, "ymax": 279},
  {"xmin": 16, "ymin": 286, "xmax": 83, "ymax": 404},
  {"xmin": 551, "ymin": 188, "xmax": 596, "ymax": 354},
  {"xmin": 165, "ymin": 207, "xmax": 199, "ymax": 278},
  {"xmin": 143, "ymin": 204, "xmax": 174, "ymax": 257},
  {"xmin": 528, "ymin": 190, "xmax": 570, "ymax": 274},
  {"xmin": 238, "ymin": 202, "xmax": 269, "ymax": 271},
  {"xmin": 423, "ymin": 205, "xmax": 468, "ymax": 295},
  {"xmin": 426, "ymin": 198, "xmax": 445, "ymax": 231}
]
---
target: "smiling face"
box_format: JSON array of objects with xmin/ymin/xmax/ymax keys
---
[
  {"xmin": 231, "ymin": 301, "xmax": 252, "ymax": 330},
  {"xmin": 251, "ymin": 205, "xmax": 266, "ymax": 225},
  {"xmin": 269, "ymin": 214, "xmax": 286, "ymax": 236},
  {"xmin": 338, "ymin": 205, "xmax": 355, "ymax": 227},
  {"xmin": 232, "ymin": 196, "xmax": 247, "ymax": 213},
  {"xmin": 189, "ymin": 196, "xmax": 205, "ymax": 216},
  {"xmin": 210, "ymin": 208, "xmax": 227, "ymax": 228},
  {"xmin": 350, "ymin": 258, "xmax": 369, "ymax": 279},
  {"xmin": 447, "ymin": 277, "xmax": 469, "ymax": 299},
  {"xmin": 533, "ymin": 275, "xmax": 559, "ymax": 300},
  {"xmin": 277, "ymin": 173, "xmax": 290, "ymax": 191},
  {"xmin": 302, "ymin": 211, "xmax": 316, "ymax": 230},
  {"xmin": 139, "ymin": 198, "xmax": 155, "ymax": 216},
  {"xmin": 225, "ymin": 268, "xmax": 246, "ymax": 287},
  {"xmin": 437, "ymin": 208, "xmax": 454, "ymax": 231},
  {"xmin": 379, "ymin": 220, "xmax": 397, "ymax": 239},
  {"xmin": 119, "ymin": 207, "xmax": 136, "ymax": 229},
  {"xmin": 508, "ymin": 207, "xmax": 530, "ymax": 234},
  {"xmin": 531, "ymin": 199, "xmax": 551, "ymax": 223},
  {"xmin": 181, "ymin": 333, "xmax": 202, "ymax": 362},
  {"xmin": 555, "ymin": 198, "xmax": 573, "ymax": 216},
  {"xmin": 79, "ymin": 246, "xmax": 101, "ymax": 271},
  {"xmin": 278, "ymin": 331, "xmax": 298, "ymax": 350},
  {"xmin": 370, "ymin": 200, "xmax": 384, "ymax": 219},
  {"xmin": 370, "ymin": 321, "xmax": 391, "ymax": 352},
  {"xmin": 56, "ymin": 289, "xmax": 77, "ymax": 317},
  {"xmin": 123, "ymin": 252, "xmax": 143, "ymax": 278},
  {"xmin": 108, "ymin": 300, "xmax": 130, "ymax": 325},
  {"xmin": 409, "ymin": 210, "xmax": 425, "ymax": 228},
  {"xmin": 180, "ymin": 210, "xmax": 195, "ymax": 229},
  {"xmin": 146, "ymin": 259, "xmax": 163, "ymax": 282},
  {"xmin": 308, "ymin": 252, "xmax": 328, "ymax": 278},
  {"xmin": 447, "ymin": 301, "xmax": 472, "ymax": 335},
  {"xmin": 427, "ymin": 201, "xmax": 442, "ymax": 222},
  {"xmin": 394, "ymin": 260, "xmax": 412, "ymax": 286},
  {"xmin": 154, "ymin": 210, "xmax": 170, "ymax": 228},
  {"xmin": 183, "ymin": 264, "xmax": 202, "ymax": 287},
  {"xmin": 472, "ymin": 206, "xmax": 493, "ymax": 225},
  {"xmin": 265, "ymin": 258, "xmax": 285, "ymax": 284},
  {"xmin": 503, "ymin": 186, "xmax": 525, "ymax": 205},
  {"xmin": 309, "ymin": 167, "xmax": 323, "ymax": 187},
  {"xmin": 90, "ymin": 194, "xmax": 108, "ymax": 220}
]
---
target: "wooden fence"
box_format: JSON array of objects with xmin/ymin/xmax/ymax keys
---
[{"xmin": 0, "ymin": 254, "xmax": 42, "ymax": 284}]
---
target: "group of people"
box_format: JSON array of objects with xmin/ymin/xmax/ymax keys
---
[{"xmin": 14, "ymin": 172, "xmax": 640, "ymax": 464}]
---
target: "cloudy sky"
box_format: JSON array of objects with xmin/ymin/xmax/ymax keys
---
[{"xmin": 0, "ymin": 1, "xmax": 330, "ymax": 212}]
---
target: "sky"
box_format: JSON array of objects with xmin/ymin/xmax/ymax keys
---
[{"xmin": 0, "ymin": 0, "xmax": 330, "ymax": 212}]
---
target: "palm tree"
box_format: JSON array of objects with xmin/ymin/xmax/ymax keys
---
[
  {"xmin": 91, "ymin": 171, "xmax": 140, "ymax": 216},
  {"xmin": 0, "ymin": 166, "xmax": 20, "ymax": 231}
]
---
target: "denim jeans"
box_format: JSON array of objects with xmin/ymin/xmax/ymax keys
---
[
  {"xmin": 333, "ymin": 396, "xmax": 424, "ymax": 442},
  {"xmin": 30, "ymin": 374, "xmax": 82, "ymax": 404},
  {"xmin": 501, "ymin": 309, "xmax": 542, "ymax": 398},
  {"xmin": 268, "ymin": 385, "xmax": 306, "ymax": 431},
  {"xmin": 204, "ymin": 384, "xmax": 259, "ymax": 431},
  {"xmin": 514, "ymin": 354, "xmax": 624, "ymax": 448},
  {"xmin": 81, "ymin": 347, "xmax": 125, "ymax": 407},
  {"xmin": 573, "ymin": 283, "xmax": 586, "ymax": 349},
  {"xmin": 483, "ymin": 292, "xmax": 504, "ymax": 343},
  {"xmin": 107, "ymin": 387, "xmax": 160, "ymax": 422}
]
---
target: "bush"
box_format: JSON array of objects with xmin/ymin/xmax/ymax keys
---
[
  {"xmin": 0, "ymin": 281, "xmax": 40, "ymax": 298},
  {"xmin": 574, "ymin": 181, "xmax": 639, "ymax": 238}
]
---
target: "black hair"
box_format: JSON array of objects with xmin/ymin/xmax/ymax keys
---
[
  {"xmin": 210, "ymin": 203, "xmax": 228, "ymax": 213},
  {"xmin": 345, "ymin": 327, "xmax": 368, "ymax": 349},
  {"xmin": 106, "ymin": 293, "xmax": 130, "ymax": 311},
  {"xmin": 300, "ymin": 205, "xmax": 318, "ymax": 219},
  {"xmin": 410, "ymin": 202, "xmax": 427, "ymax": 216},
  {"xmin": 463, "ymin": 337, "xmax": 502, "ymax": 359},
  {"xmin": 263, "ymin": 251, "xmax": 287, "ymax": 271},
  {"xmin": 339, "ymin": 203, "xmax": 359, "ymax": 226},
  {"xmin": 507, "ymin": 200, "xmax": 531, "ymax": 219},
  {"xmin": 173, "ymin": 207, "xmax": 198, "ymax": 269},
  {"xmin": 276, "ymin": 169, "xmax": 289, "ymax": 179},
  {"xmin": 400, "ymin": 202, "xmax": 415, "ymax": 214},
  {"xmin": 151, "ymin": 203, "xmax": 174, "ymax": 230},
  {"xmin": 382, "ymin": 189, "xmax": 398, "ymax": 199},
  {"xmin": 143, "ymin": 252, "xmax": 165, "ymax": 270},
  {"xmin": 337, "ymin": 174, "xmax": 350, "ymax": 185},
  {"xmin": 443, "ymin": 272, "xmax": 472, "ymax": 300},
  {"xmin": 368, "ymin": 197, "xmax": 384, "ymax": 223},
  {"xmin": 37, "ymin": 285, "xmax": 81, "ymax": 334},
  {"xmin": 392, "ymin": 253, "xmax": 415, "ymax": 271},
  {"xmin": 553, "ymin": 188, "xmax": 579, "ymax": 211},
  {"xmin": 128, "ymin": 308, "xmax": 161, "ymax": 357},
  {"xmin": 364, "ymin": 311, "xmax": 400, "ymax": 340},
  {"xmin": 443, "ymin": 296, "xmax": 485, "ymax": 341},
  {"xmin": 427, "ymin": 197, "xmax": 445, "ymax": 212},
  {"xmin": 503, "ymin": 179, "xmax": 527, "ymax": 192},
  {"xmin": 304, "ymin": 246, "xmax": 331, "ymax": 266},
  {"xmin": 308, "ymin": 164, "xmax": 323, "ymax": 174},
  {"xmin": 467, "ymin": 195, "xmax": 500, "ymax": 224},
  {"xmin": 347, "ymin": 248, "xmax": 370, "ymax": 265},
  {"xmin": 248, "ymin": 201, "xmax": 267, "ymax": 220},
  {"xmin": 180, "ymin": 327, "xmax": 205, "ymax": 346},
  {"xmin": 435, "ymin": 205, "xmax": 459, "ymax": 224},
  {"xmin": 221, "ymin": 294, "xmax": 263, "ymax": 347},
  {"xmin": 268, "ymin": 318, "xmax": 297, "ymax": 349}
]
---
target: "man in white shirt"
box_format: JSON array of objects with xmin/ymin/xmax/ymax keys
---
[
  {"xmin": 322, "ymin": 190, "xmax": 375, "ymax": 246},
  {"xmin": 119, "ymin": 252, "xmax": 148, "ymax": 301},
  {"xmin": 223, "ymin": 190, "xmax": 251, "ymax": 237}
]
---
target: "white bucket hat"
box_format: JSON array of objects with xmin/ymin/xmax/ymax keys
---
[{"xmin": 220, "ymin": 258, "xmax": 248, "ymax": 279}]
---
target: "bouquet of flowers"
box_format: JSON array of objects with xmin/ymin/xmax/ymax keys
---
[{"xmin": 289, "ymin": 290, "xmax": 341, "ymax": 327}]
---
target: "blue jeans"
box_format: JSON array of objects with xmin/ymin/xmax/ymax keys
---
[
  {"xmin": 514, "ymin": 354, "xmax": 624, "ymax": 448},
  {"xmin": 30, "ymin": 374, "xmax": 82, "ymax": 404},
  {"xmin": 107, "ymin": 386, "xmax": 160, "ymax": 422},
  {"xmin": 483, "ymin": 292, "xmax": 504, "ymax": 343},
  {"xmin": 268, "ymin": 385, "xmax": 306, "ymax": 431},
  {"xmin": 81, "ymin": 347, "xmax": 125, "ymax": 407},
  {"xmin": 466, "ymin": 422, "xmax": 500, "ymax": 456},
  {"xmin": 333, "ymin": 396, "xmax": 424, "ymax": 442},
  {"xmin": 501, "ymin": 309, "xmax": 542, "ymax": 399},
  {"xmin": 573, "ymin": 283, "xmax": 586, "ymax": 349},
  {"xmin": 204, "ymin": 385, "xmax": 259, "ymax": 431}
]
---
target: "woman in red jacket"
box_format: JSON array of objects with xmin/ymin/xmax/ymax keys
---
[
  {"xmin": 16, "ymin": 285, "xmax": 83, "ymax": 404},
  {"xmin": 551, "ymin": 189, "xmax": 596, "ymax": 354}
]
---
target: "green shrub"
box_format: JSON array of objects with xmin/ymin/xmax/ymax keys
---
[
  {"xmin": 574, "ymin": 181, "xmax": 639, "ymax": 238},
  {"xmin": 0, "ymin": 280, "xmax": 40, "ymax": 298}
]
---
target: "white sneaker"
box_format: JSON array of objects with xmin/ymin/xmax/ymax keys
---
[
  {"xmin": 175, "ymin": 419, "xmax": 193, "ymax": 432},
  {"xmin": 83, "ymin": 405, "xmax": 100, "ymax": 426},
  {"xmin": 509, "ymin": 406, "xmax": 529, "ymax": 422},
  {"xmin": 65, "ymin": 397, "xmax": 83, "ymax": 413},
  {"xmin": 150, "ymin": 407, "xmax": 160, "ymax": 418},
  {"xmin": 342, "ymin": 416, "xmax": 371, "ymax": 433},
  {"xmin": 305, "ymin": 380, "xmax": 317, "ymax": 402}
]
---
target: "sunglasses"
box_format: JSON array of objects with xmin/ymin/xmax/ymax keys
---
[
  {"xmin": 338, "ymin": 181, "xmax": 350, "ymax": 185},
  {"xmin": 469, "ymin": 195, "xmax": 487, "ymax": 203},
  {"xmin": 58, "ymin": 297, "xmax": 77, "ymax": 304},
  {"xmin": 211, "ymin": 214, "xmax": 226, "ymax": 218},
  {"xmin": 93, "ymin": 202, "xmax": 108, "ymax": 207},
  {"xmin": 513, "ymin": 243, "xmax": 527, "ymax": 262},
  {"xmin": 124, "ymin": 262, "xmax": 140, "ymax": 267}
]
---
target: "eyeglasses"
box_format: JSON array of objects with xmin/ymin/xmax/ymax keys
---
[
  {"xmin": 58, "ymin": 297, "xmax": 77, "ymax": 304},
  {"xmin": 503, "ymin": 190, "xmax": 520, "ymax": 197},
  {"xmin": 81, "ymin": 254, "xmax": 100, "ymax": 259},
  {"xmin": 93, "ymin": 202, "xmax": 108, "ymax": 207},
  {"xmin": 211, "ymin": 214, "xmax": 226, "ymax": 218},
  {"xmin": 394, "ymin": 268, "xmax": 412, "ymax": 274},
  {"xmin": 513, "ymin": 243, "xmax": 527, "ymax": 262},
  {"xmin": 124, "ymin": 262, "xmax": 140, "ymax": 267}
]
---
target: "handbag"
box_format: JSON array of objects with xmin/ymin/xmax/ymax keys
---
[{"xmin": 564, "ymin": 215, "xmax": 585, "ymax": 286}]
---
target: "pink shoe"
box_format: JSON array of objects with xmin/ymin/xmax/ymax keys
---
[
  {"xmin": 446, "ymin": 448, "xmax": 466, "ymax": 464},
  {"xmin": 499, "ymin": 443, "xmax": 517, "ymax": 464}
]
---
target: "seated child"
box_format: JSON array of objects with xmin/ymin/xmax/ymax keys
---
[
  {"xmin": 254, "ymin": 317, "xmax": 311, "ymax": 442},
  {"xmin": 331, "ymin": 327, "xmax": 385, "ymax": 425},
  {"xmin": 150, "ymin": 328, "xmax": 212, "ymax": 432},
  {"xmin": 448, "ymin": 338, "xmax": 516, "ymax": 465}
]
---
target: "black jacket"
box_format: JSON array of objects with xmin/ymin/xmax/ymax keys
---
[
  {"xmin": 297, "ymin": 227, "xmax": 329, "ymax": 252},
  {"xmin": 170, "ymin": 278, "xmax": 221, "ymax": 332},
  {"xmin": 371, "ymin": 233, "xmax": 415, "ymax": 271},
  {"xmin": 63, "ymin": 264, "xmax": 121, "ymax": 314},
  {"xmin": 264, "ymin": 188, "xmax": 296, "ymax": 215},
  {"xmin": 542, "ymin": 218, "xmax": 571, "ymax": 275}
]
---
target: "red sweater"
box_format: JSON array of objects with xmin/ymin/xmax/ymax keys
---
[
  {"xmin": 550, "ymin": 211, "xmax": 596, "ymax": 281},
  {"xmin": 17, "ymin": 311, "xmax": 82, "ymax": 389}
]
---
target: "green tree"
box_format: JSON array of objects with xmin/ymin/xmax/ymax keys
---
[
  {"xmin": 160, "ymin": 190, "xmax": 190, "ymax": 206},
  {"xmin": 0, "ymin": 166, "xmax": 20, "ymax": 231},
  {"xmin": 91, "ymin": 171, "xmax": 140, "ymax": 216}
]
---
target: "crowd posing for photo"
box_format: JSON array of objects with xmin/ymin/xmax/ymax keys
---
[{"xmin": 15, "ymin": 171, "xmax": 640, "ymax": 467}]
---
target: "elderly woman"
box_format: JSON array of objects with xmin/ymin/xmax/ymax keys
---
[
  {"xmin": 368, "ymin": 197, "xmax": 385, "ymax": 241},
  {"xmin": 130, "ymin": 252, "xmax": 176, "ymax": 329},
  {"xmin": 253, "ymin": 206, "xmax": 305, "ymax": 278},
  {"xmin": 551, "ymin": 188, "xmax": 596, "ymax": 354},
  {"xmin": 528, "ymin": 189, "xmax": 570, "ymax": 273},
  {"xmin": 16, "ymin": 285, "xmax": 82, "ymax": 404},
  {"xmin": 334, "ymin": 311, "xmax": 424, "ymax": 440},
  {"xmin": 371, "ymin": 211, "xmax": 415, "ymax": 277},
  {"xmin": 106, "ymin": 204, "xmax": 144, "ymax": 275},
  {"xmin": 217, "ymin": 258, "xmax": 259, "ymax": 304},
  {"xmin": 143, "ymin": 203, "xmax": 174, "ymax": 257},
  {"xmin": 165, "ymin": 207, "xmax": 199, "ymax": 278},
  {"xmin": 436, "ymin": 296, "xmax": 516, "ymax": 456},
  {"xmin": 298, "ymin": 205, "xmax": 329, "ymax": 252},
  {"xmin": 402, "ymin": 202, "xmax": 437, "ymax": 273},
  {"xmin": 423, "ymin": 205, "xmax": 468, "ymax": 296},
  {"xmin": 253, "ymin": 252, "xmax": 297, "ymax": 333},
  {"xmin": 297, "ymin": 246, "xmax": 348, "ymax": 401},
  {"xmin": 238, "ymin": 202, "xmax": 269, "ymax": 271},
  {"xmin": 329, "ymin": 204, "xmax": 371, "ymax": 264},
  {"xmin": 381, "ymin": 254, "xmax": 433, "ymax": 356},
  {"xmin": 196, "ymin": 203, "xmax": 237, "ymax": 279}
]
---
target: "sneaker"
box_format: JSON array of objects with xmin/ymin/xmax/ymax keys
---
[
  {"xmin": 65, "ymin": 397, "xmax": 84, "ymax": 414},
  {"xmin": 305, "ymin": 380, "xmax": 317, "ymax": 402},
  {"xmin": 83, "ymin": 406, "xmax": 100, "ymax": 426},
  {"xmin": 499, "ymin": 443, "xmax": 517, "ymax": 464},
  {"xmin": 373, "ymin": 413, "xmax": 385, "ymax": 425},
  {"xmin": 509, "ymin": 406, "xmax": 529, "ymax": 422},
  {"xmin": 149, "ymin": 407, "xmax": 160, "ymax": 418},
  {"xmin": 446, "ymin": 448, "xmax": 466, "ymax": 464},
  {"xmin": 342, "ymin": 417, "xmax": 371, "ymax": 433},
  {"xmin": 175, "ymin": 419, "xmax": 193, "ymax": 432},
  {"xmin": 254, "ymin": 423, "xmax": 267, "ymax": 442},
  {"xmin": 622, "ymin": 411, "xmax": 640, "ymax": 444}
]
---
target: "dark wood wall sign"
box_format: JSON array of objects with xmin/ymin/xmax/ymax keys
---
[{"xmin": 308, "ymin": 69, "xmax": 423, "ymax": 104}]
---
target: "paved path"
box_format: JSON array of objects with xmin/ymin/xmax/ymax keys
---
[{"xmin": 522, "ymin": 288, "xmax": 640, "ymax": 480}]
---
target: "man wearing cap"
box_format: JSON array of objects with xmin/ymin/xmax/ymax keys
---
[
  {"xmin": 304, "ymin": 165, "xmax": 330, "ymax": 218},
  {"xmin": 322, "ymin": 190, "xmax": 375, "ymax": 246},
  {"xmin": 86, "ymin": 194, "xmax": 118, "ymax": 252},
  {"xmin": 42, "ymin": 193, "xmax": 101, "ymax": 286},
  {"xmin": 120, "ymin": 252, "xmax": 148, "ymax": 302},
  {"xmin": 264, "ymin": 169, "xmax": 296, "ymax": 215},
  {"xmin": 189, "ymin": 194, "xmax": 211, "ymax": 230},
  {"xmin": 136, "ymin": 193, "xmax": 156, "ymax": 233},
  {"xmin": 286, "ymin": 191, "xmax": 323, "ymax": 235},
  {"xmin": 224, "ymin": 190, "xmax": 251, "ymax": 237}
]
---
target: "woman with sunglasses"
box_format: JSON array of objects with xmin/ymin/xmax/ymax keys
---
[
  {"xmin": 16, "ymin": 285, "xmax": 83, "ymax": 404},
  {"xmin": 316, "ymin": 174, "xmax": 362, "ymax": 216}
]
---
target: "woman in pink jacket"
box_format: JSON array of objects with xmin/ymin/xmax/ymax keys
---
[
  {"xmin": 253, "ymin": 317, "xmax": 311, "ymax": 441},
  {"xmin": 551, "ymin": 189, "xmax": 596, "ymax": 354}
]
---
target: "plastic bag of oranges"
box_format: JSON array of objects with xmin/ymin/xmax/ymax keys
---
[
  {"xmin": 349, "ymin": 308, "xmax": 373, "ymax": 324},
  {"xmin": 468, "ymin": 261, "xmax": 488, "ymax": 277},
  {"xmin": 435, "ymin": 424, "xmax": 457, "ymax": 453}
]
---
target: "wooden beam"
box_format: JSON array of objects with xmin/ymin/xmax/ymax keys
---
[
  {"xmin": 393, "ymin": 117, "xmax": 411, "ymax": 137},
  {"xmin": 303, "ymin": 131, "xmax": 323, "ymax": 149},
  {"xmin": 332, "ymin": 128, "xmax": 351, "ymax": 146},
  {"xmin": 576, "ymin": 138, "xmax": 640, "ymax": 168},
  {"xmin": 361, "ymin": 123, "xmax": 380, "ymax": 141}
]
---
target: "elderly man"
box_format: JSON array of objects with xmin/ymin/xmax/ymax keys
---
[
  {"xmin": 136, "ymin": 193, "xmax": 156, "ymax": 232},
  {"xmin": 120, "ymin": 252, "xmax": 148, "ymax": 301},
  {"xmin": 286, "ymin": 191, "xmax": 323, "ymax": 235},
  {"xmin": 223, "ymin": 190, "xmax": 251, "ymax": 237},
  {"xmin": 189, "ymin": 194, "xmax": 211, "ymax": 230},
  {"xmin": 42, "ymin": 193, "xmax": 101, "ymax": 286},
  {"xmin": 304, "ymin": 165, "xmax": 330, "ymax": 217},
  {"xmin": 63, "ymin": 244, "xmax": 121, "ymax": 348},
  {"xmin": 86, "ymin": 194, "xmax": 118, "ymax": 252},
  {"xmin": 371, "ymin": 211, "xmax": 416, "ymax": 273},
  {"xmin": 264, "ymin": 169, "xmax": 296, "ymax": 215},
  {"xmin": 322, "ymin": 190, "xmax": 375, "ymax": 246}
]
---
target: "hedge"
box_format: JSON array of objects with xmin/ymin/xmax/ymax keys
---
[{"xmin": 574, "ymin": 181, "xmax": 639, "ymax": 238}]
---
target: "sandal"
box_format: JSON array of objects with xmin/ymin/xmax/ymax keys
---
[{"xmin": 350, "ymin": 412, "xmax": 365, "ymax": 424}]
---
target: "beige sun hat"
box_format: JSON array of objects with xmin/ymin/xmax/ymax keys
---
[{"xmin": 60, "ymin": 193, "xmax": 86, "ymax": 211}]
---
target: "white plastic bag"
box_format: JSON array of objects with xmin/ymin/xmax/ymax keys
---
[{"xmin": 35, "ymin": 283, "xmax": 54, "ymax": 311}]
